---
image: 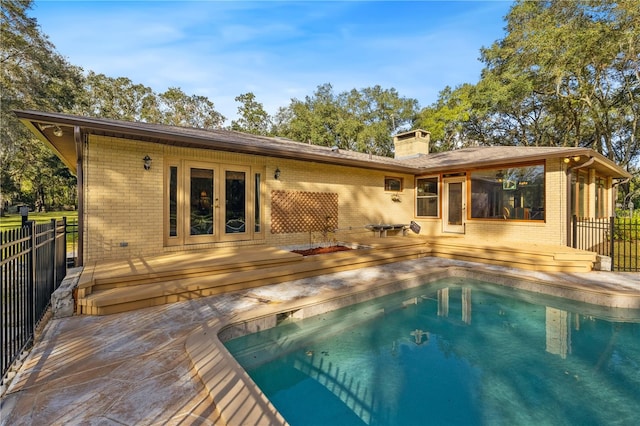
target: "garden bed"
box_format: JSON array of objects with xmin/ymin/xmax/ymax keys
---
[{"xmin": 291, "ymin": 245, "xmax": 353, "ymax": 256}]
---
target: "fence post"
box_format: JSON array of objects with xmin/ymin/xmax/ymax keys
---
[
  {"xmin": 62, "ymin": 216, "xmax": 67, "ymax": 275},
  {"xmin": 572, "ymin": 215, "xmax": 577, "ymax": 248},
  {"xmin": 51, "ymin": 218, "xmax": 57, "ymax": 294},
  {"xmin": 27, "ymin": 220, "xmax": 36, "ymax": 336}
]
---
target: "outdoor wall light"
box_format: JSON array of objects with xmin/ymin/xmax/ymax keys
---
[
  {"xmin": 563, "ymin": 156, "xmax": 582, "ymax": 164},
  {"xmin": 143, "ymin": 155, "xmax": 152, "ymax": 170},
  {"xmin": 52, "ymin": 126, "xmax": 64, "ymax": 137},
  {"xmin": 274, "ymin": 167, "xmax": 281, "ymax": 180}
]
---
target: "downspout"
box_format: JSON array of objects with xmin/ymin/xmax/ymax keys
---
[
  {"xmin": 74, "ymin": 126, "xmax": 84, "ymax": 266},
  {"xmin": 565, "ymin": 156, "xmax": 595, "ymax": 247}
]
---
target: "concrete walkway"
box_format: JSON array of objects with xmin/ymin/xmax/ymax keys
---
[{"xmin": 2, "ymin": 258, "xmax": 639, "ymax": 425}]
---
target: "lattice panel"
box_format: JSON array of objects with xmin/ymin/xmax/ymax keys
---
[{"xmin": 271, "ymin": 190, "xmax": 338, "ymax": 234}]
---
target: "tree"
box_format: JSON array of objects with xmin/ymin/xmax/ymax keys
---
[
  {"xmin": 474, "ymin": 0, "xmax": 639, "ymax": 169},
  {"xmin": 73, "ymin": 72, "xmax": 161, "ymax": 122},
  {"xmin": 230, "ymin": 92, "xmax": 272, "ymax": 135},
  {"xmin": 158, "ymin": 87, "xmax": 225, "ymax": 129},
  {"xmin": 414, "ymin": 84, "xmax": 475, "ymax": 152},
  {"xmin": 277, "ymin": 83, "xmax": 419, "ymax": 157},
  {"xmin": 1, "ymin": 0, "xmax": 83, "ymax": 211}
]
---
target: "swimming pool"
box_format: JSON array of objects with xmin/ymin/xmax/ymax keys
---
[{"xmin": 224, "ymin": 276, "xmax": 640, "ymax": 425}]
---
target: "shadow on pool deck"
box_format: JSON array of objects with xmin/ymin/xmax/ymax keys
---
[{"xmin": 1, "ymin": 257, "xmax": 639, "ymax": 425}]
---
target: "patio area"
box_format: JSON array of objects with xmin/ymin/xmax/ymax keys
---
[{"xmin": 1, "ymin": 254, "xmax": 639, "ymax": 425}]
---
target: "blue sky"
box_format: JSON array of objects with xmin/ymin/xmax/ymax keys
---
[{"xmin": 31, "ymin": 1, "xmax": 513, "ymax": 123}]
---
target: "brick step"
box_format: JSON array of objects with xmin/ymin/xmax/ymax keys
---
[{"xmin": 78, "ymin": 245, "xmax": 431, "ymax": 315}]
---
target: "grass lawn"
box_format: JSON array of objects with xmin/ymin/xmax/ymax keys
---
[
  {"xmin": 613, "ymin": 240, "xmax": 638, "ymax": 271},
  {"xmin": 1, "ymin": 212, "xmax": 80, "ymax": 256},
  {"xmin": 0, "ymin": 211, "xmax": 78, "ymax": 230}
]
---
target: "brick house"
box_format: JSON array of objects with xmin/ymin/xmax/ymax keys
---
[{"xmin": 16, "ymin": 110, "xmax": 631, "ymax": 266}]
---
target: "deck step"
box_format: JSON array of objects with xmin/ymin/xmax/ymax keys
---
[
  {"xmin": 78, "ymin": 244, "xmax": 431, "ymax": 315},
  {"xmin": 75, "ymin": 237, "xmax": 597, "ymax": 316},
  {"xmin": 426, "ymin": 239, "xmax": 596, "ymax": 272}
]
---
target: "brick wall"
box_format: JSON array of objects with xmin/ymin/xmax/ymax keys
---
[
  {"xmin": 410, "ymin": 158, "xmax": 570, "ymax": 246},
  {"xmin": 83, "ymin": 135, "xmax": 574, "ymax": 262},
  {"xmin": 84, "ymin": 136, "xmax": 164, "ymax": 261},
  {"xmin": 83, "ymin": 136, "xmax": 415, "ymax": 261}
]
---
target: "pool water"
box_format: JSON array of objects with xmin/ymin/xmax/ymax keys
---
[{"xmin": 224, "ymin": 277, "xmax": 640, "ymax": 425}]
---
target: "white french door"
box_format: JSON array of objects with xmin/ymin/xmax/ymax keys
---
[{"xmin": 167, "ymin": 161, "xmax": 256, "ymax": 246}]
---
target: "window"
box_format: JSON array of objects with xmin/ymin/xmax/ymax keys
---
[
  {"xmin": 470, "ymin": 164, "xmax": 545, "ymax": 220},
  {"xmin": 169, "ymin": 166, "xmax": 178, "ymax": 237},
  {"xmin": 416, "ymin": 177, "xmax": 439, "ymax": 217},
  {"xmin": 255, "ymin": 173, "xmax": 261, "ymax": 232},
  {"xmin": 385, "ymin": 177, "xmax": 403, "ymax": 192},
  {"xmin": 224, "ymin": 170, "xmax": 246, "ymax": 234}
]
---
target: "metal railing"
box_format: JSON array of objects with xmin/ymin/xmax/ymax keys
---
[
  {"xmin": 1, "ymin": 218, "xmax": 67, "ymax": 381},
  {"xmin": 572, "ymin": 216, "xmax": 639, "ymax": 272}
]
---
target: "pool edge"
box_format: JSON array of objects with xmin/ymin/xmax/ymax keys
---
[{"xmin": 185, "ymin": 264, "xmax": 640, "ymax": 425}]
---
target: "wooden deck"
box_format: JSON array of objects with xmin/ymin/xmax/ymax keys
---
[{"xmin": 76, "ymin": 237, "xmax": 597, "ymax": 315}]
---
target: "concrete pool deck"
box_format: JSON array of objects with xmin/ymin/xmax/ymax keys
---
[{"xmin": 2, "ymin": 257, "xmax": 639, "ymax": 425}]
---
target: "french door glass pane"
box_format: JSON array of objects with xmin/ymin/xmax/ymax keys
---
[
  {"xmin": 169, "ymin": 166, "xmax": 178, "ymax": 237},
  {"xmin": 190, "ymin": 168, "xmax": 214, "ymax": 235},
  {"xmin": 225, "ymin": 171, "xmax": 246, "ymax": 234},
  {"xmin": 255, "ymin": 173, "xmax": 261, "ymax": 232},
  {"xmin": 448, "ymin": 182, "xmax": 463, "ymax": 225}
]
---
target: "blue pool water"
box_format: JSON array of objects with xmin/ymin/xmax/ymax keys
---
[{"xmin": 224, "ymin": 277, "xmax": 640, "ymax": 425}]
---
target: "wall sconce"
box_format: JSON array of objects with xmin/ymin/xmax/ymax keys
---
[
  {"xmin": 563, "ymin": 156, "xmax": 582, "ymax": 164},
  {"xmin": 143, "ymin": 155, "xmax": 152, "ymax": 170},
  {"xmin": 274, "ymin": 167, "xmax": 281, "ymax": 180}
]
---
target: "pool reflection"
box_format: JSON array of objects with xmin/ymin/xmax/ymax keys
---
[{"xmin": 225, "ymin": 279, "xmax": 640, "ymax": 426}]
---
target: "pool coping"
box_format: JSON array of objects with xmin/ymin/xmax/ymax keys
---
[{"xmin": 184, "ymin": 264, "xmax": 640, "ymax": 425}]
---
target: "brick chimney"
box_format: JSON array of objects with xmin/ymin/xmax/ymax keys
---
[{"xmin": 393, "ymin": 129, "xmax": 430, "ymax": 159}]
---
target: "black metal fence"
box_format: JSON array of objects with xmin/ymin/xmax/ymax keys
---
[
  {"xmin": 1, "ymin": 219, "xmax": 67, "ymax": 381},
  {"xmin": 66, "ymin": 217, "xmax": 79, "ymax": 267},
  {"xmin": 572, "ymin": 216, "xmax": 639, "ymax": 272}
]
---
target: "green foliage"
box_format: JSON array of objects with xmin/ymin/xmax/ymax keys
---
[
  {"xmin": 612, "ymin": 216, "xmax": 639, "ymax": 243},
  {"xmin": 414, "ymin": 85, "xmax": 474, "ymax": 152},
  {"xmin": 275, "ymin": 83, "xmax": 419, "ymax": 157},
  {"xmin": 4, "ymin": 0, "xmax": 639, "ymax": 212},
  {"xmin": 74, "ymin": 75, "xmax": 226, "ymax": 128},
  {"xmin": 1, "ymin": 0, "xmax": 82, "ymax": 211},
  {"xmin": 230, "ymin": 93, "xmax": 272, "ymax": 135},
  {"xmin": 158, "ymin": 87, "xmax": 225, "ymax": 129},
  {"xmin": 472, "ymin": 0, "xmax": 639, "ymax": 166}
]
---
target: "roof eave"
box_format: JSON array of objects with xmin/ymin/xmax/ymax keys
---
[{"xmin": 13, "ymin": 110, "xmax": 419, "ymax": 175}]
